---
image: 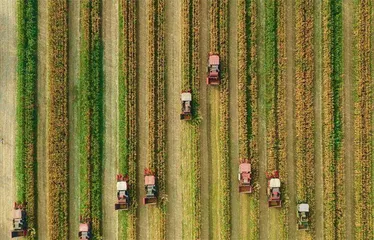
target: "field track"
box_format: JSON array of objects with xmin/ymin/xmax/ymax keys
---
[
  {"xmin": 165, "ymin": 0, "xmax": 182, "ymax": 239},
  {"xmin": 36, "ymin": 0, "xmax": 48, "ymax": 238},
  {"xmin": 67, "ymin": 0, "xmax": 80, "ymax": 238},
  {"xmin": 103, "ymin": 0, "xmax": 119, "ymax": 239},
  {"xmin": 0, "ymin": 0, "xmax": 16, "ymax": 238}
]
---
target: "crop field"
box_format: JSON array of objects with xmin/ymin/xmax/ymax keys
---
[{"xmin": 0, "ymin": 0, "xmax": 372, "ymax": 239}]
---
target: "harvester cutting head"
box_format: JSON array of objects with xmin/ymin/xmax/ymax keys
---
[
  {"xmin": 143, "ymin": 169, "xmax": 157, "ymax": 205},
  {"xmin": 238, "ymin": 160, "xmax": 252, "ymax": 193},
  {"xmin": 115, "ymin": 174, "xmax": 130, "ymax": 210},
  {"xmin": 11, "ymin": 202, "xmax": 27, "ymax": 238}
]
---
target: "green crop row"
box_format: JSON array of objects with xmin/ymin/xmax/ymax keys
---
[
  {"xmin": 47, "ymin": 1, "xmax": 69, "ymax": 239},
  {"xmin": 79, "ymin": 0, "xmax": 104, "ymax": 238},
  {"xmin": 118, "ymin": 0, "xmax": 137, "ymax": 239},
  {"xmin": 16, "ymin": 0, "xmax": 38, "ymax": 238},
  {"xmin": 181, "ymin": 0, "xmax": 201, "ymax": 239},
  {"xmin": 321, "ymin": 0, "xmax": 345, "ymax": 239}
]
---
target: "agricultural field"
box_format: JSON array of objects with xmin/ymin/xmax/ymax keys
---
[{"xmin": 0, "ymin": 0, "xmax": 372, "ymax": 239}]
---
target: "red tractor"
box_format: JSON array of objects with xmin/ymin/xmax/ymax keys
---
[
  {"xmin": 206, "ymin": 53, "xmax": 220, "ymax": 85},
  {"xmin": 115, "ymin": 174, "xmax": 130, "ymax": 210},
  {"xmin": 266, "ymin": 170, "xmax": 282, "ymax": 207},
  {"xmin": 143, "ymin": 169, "xmax": 157, "ymax": 205},
  {"xmin": 238, "ymin": 161, "xmax": 252, "ymax": 193},
  {"xmin": 180, "ymin": 91, "xmax": 192, "ymax": 120},
  {"xmin": 78, "ymin": 219, "xmax": 91, "ymax": 240},
  {"xmin": 11, "ymin": 202, "xmax": 27, "ymax": 238}
]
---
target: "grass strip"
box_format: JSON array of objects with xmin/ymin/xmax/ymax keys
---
[
  {"xmin": 181, "ymin": 0, "xmax": 201, "ymax": 239},
  {"xmin": 47, "ymin": 0, "xmax": 69, "ymax": 238},
  {"xmin": 16, "ymin": 0, "xmax": 38, "ymax": 238},
  {"xmin": 79, "ymin": 0, "xmax": 104, "ymax": 238},
  {"xmin": 118, "ymin": 0, "xmax": 137, "ymax": 239}
]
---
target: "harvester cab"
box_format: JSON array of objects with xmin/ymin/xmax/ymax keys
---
[
  {"xmin": 180, "ymin": 91, "xmax": 192, "ymax": 120},
  {"xmin": 206, "ymin": 53, "xmax": 220, "ymax": 85},
  {"xmin": 78, "ymin": 221, "xmax": 91, "ymax": 240},
  {"xmin": 297, "ymin": 203, "xmax": 310, "ymax": 230},
  {"xmin": 266, "ymin": 170, "xmax": 282, "ymax": 207},
  {"xmin": 143, "ymin": 169, "xmax": 157, "ymax": 205},
  {"xmin": 11, "ymin": 202, "xmax": 27, "ymax": 238},
  {"xmin": 238, "ymin": 161, "xmax": 252, "ymax": 193},
  {"xmin": 115, "ymin": 174, "xmax": 130, "ymax": 210}
]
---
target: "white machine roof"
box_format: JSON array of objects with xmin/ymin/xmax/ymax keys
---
[
  {"xmin": 117, "ymin": 181, "xmax": 127, "ymax": 191},
  {"xmin": 298, "ymin": 203, "xmax": 309, "ymax": 212},
  {"xmin": 269, "ymin": 179, "xmax": 281, "ymax": 188},
  {"xmin": 181, "ymin": 92, "xmax": 192, "ymax": 101}
]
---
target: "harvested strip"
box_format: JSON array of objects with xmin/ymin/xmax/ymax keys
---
[
  {"xmin": 16, "ymin": 0, "xmax": 38, "ymax": 238},
  {"xmin": 118, "ymin": 0, "xmax": 137, "ymax": 238},
  {"xmin": 47, "ymin": 0, "xmax": 69, "ymax": 238},
  {"xmin": 79, "ymin": 0, "xmax": 104, "ymax": 237}
]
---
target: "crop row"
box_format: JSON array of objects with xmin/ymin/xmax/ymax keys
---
[
  {"xmin": 353, "ymin": 0, "xmax": 373, "ymax": 238},
  {"xmin": 237, "ymin": 0, "xmax": 259, "ymax": 239},
  {"xmin": 295, "ymin": 0, "xmax": 315, "ymax": 235},
  {"xmin": 79, "ymin": 0, "xmax": 104, "ymax": 238},
  {"xmin": 321, "ymin": 0, "xmax": 345, "ymax": 239},
  {"xmin": 118, "ymin": 0, "xmax": 137, "ymax": 239},
  {"xmin": 209, "ymin": 0, "xmax": 230, "ymax": 238},
  {"xmin": 181, "ymin": 0, "xmax": 201, "ymax": 239},
  {"xmin": 16, "ymin": 0, "xmax": 38, "ymax": 238},
  {"xmin": 147, "ymin": 0, "xmax": 166, "ymax": 239},
  {"xmin": 47, "ymin": 1, "xmax": 69, "ymax": 239}
]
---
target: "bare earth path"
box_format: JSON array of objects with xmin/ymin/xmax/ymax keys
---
[
  {"xmin": 285, "ymin": 0, "xmax": 297, "ymax": 237},
  {"xmin": 199, "ymin": 0, "xmax": 209, "ymax": 239},
  {"xmin": 228, "ymin": 0, "xmax": 240, "ymax": 239},
  {"xmin": 136, "ymin": 0, "xmax": 148, "ymax": 239},
  {"xmin": 0, "ymin": 0, "xmax": 16, "ymax": 237},
  {"xmin": 37, "ymin": 0, "xmax": 48, "ymax": 238},
  {"xmin": 258, "ymin": 0, "xmax": 268, "ymax": 238},
  {"xmin": 68, "ymin": 0, "xmax": 80, "ymax": 238},
  {"xmin": 342, "ymin": 0, "xmax": 354, "ymax": 238},
  {"xmin": 102, "ymin": 1, "xmax": 119, "ymax": 239},
  {"xmin": 313, "ymin": 0, "xmax": 324, "ymax": 238},
  {"xmin": 165, "ymin": 0, "xmax": 182, "ymax": 239}
]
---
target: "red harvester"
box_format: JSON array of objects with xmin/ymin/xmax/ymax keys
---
[
  {"xmin": 115, "ymin": 174, "xmax": 130, "ymax": 210},
  {"xmin": 143, "ymin": 169, "xmax": 157, "ymax": 205},
  {"xmin": 11, "ymin": 202, "xmax": 27, "ymax": 238},
  {"xmin": 238, "ymin": 161, "xmax": 252, "ymax": 193},
  {"xmin": 266, "ymin": 170, "xmax": 282, "ymax": 207},
  {"xmin": 78, "ymin": 219, "xmax": 91, "ymax": 240},
  {"xmin": 206, "ymin": 53, "xmax": 220, "ymax": 85}
]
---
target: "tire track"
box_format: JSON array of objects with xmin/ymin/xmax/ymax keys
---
[
  {"xmin": 102, "ymin": 0, "xmax": 119, "ymax": 239},
  {"xmin": 68, "ymin": 0, "xmax": 80, "ymax": 238}
]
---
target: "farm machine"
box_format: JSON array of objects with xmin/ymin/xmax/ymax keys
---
[
  {"xmin": 11, "ymin": 202, "xmax": 27, "ymax": 238},
  {"xmin": 297, "ymin": 203, "xmax": 310, "ymax": 230},
  {"xmin": 180, "ymin": 91, "xmax": 192, "ymax": 120},
  {"xmin": 206, "ymin": 53, "xmax": 220, "ymax": 85},
  {"xmin": 266, "ymin": 170, "xmax": 282, "ymax": 207},
  {"xmin": 115, "ymin": 174, "xmax": 130, "ymax": 210},
  {"xmin": 78, "ymin": 219, "xmax": 91, "ymax": 240},
  {"xmin": 238, "ymin": 161, "xmax": 252, "ymax": 193},
  {"xmin": 143, "ymin": 168, "xmax": 157, "ymax": 205}
]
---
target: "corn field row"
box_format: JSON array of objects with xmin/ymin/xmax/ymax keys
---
[
  {"xmin": 15, "ymin": 0, "xmax": 38, "ymax": 238},
  {"xmin": 181, "ymin": 0, "xmax": 201, "ymax": 239},
  {"xmin": 321, "ymin": 0, "xmax": 345, "ymax": 239},
  {"xmin": 79, "ymin": 0, "xmax": 104, "ymax": 238},
  {"xmin": 147, "ymin": 0, "xmax": 166, "ymax": 239},
  {"xmin": 118, "ymin": 1, "xmax": 137, "ymax": 239},
  {"xmin": 47, "ymin": 1, "xmax": 69, "ymax": 238},
  {"xmin": 353, "ymin": 0, "xmax": 373, "ymax": 238},
  {"xmin": 237, "ymin": 0, "xmax": 259, "ymax": 239},
  {"xmin": 295, "ymin": 0, "xmax": 315, "ymax": 237}
]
